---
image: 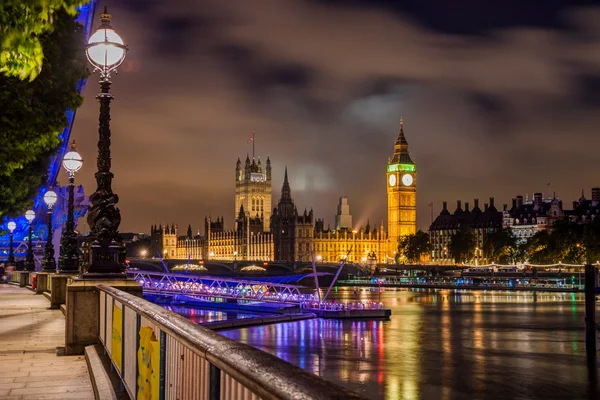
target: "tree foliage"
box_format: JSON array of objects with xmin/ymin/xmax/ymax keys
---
[
  {"xmin": 0, "ymin": 9, "xmax": 87, "ymax": 217},
  {"xmin": 1, "ymin": 0, "xmax": 85, "ymax": 81},
  {"xmin": 483, "ymin": 229, "xmax": 517, "ymax": 264},
  {"xmin": 521, "ymin": 219, "xmax": 596, "ymax": 264},
  {"xmin": 398, "ymin": 230, "xmax": 430, "ymax": 263},
  {"xmin": 449, "ymin": 225, "xmax": 476, "ymax": 264}
]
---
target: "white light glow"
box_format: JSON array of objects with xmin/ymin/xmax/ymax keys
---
[
  {"xmin": 44, "ymin": 190, "xmax": 58, "ymax": 207},
  {"xmin": 25, "ymin": 210, "xmax": 35, "ymax": 222},
  {"xmin": 63, "ymin": 149, "xmax": 83, "ymax": 173},
  {"xmin": 87, "ymin": 28, "xmax": 125, "ymax": 69}
]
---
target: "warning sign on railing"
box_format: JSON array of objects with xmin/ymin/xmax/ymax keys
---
[
  {"xmin": 137, "ymin": 326, "xmax": 160, "ymax": 399},
  {"xmin": 111, "ymin": 304, "xmax": 123, "ymax": 372}
]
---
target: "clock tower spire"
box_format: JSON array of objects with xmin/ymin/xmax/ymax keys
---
[{"xmin": 387, "ymin": 117, "xmax": 417, "ymax": 257}]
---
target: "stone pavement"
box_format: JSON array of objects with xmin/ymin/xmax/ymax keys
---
[{"xmin": 0, "ymin": 284, "xmax": 94, "ymax": 399}]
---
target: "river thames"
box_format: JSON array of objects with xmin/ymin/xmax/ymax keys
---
[{"xmin": 220, "ymin": 288, "xmax": 599, "ymax": 399}]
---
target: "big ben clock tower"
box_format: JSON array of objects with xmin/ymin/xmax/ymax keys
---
[{"xmin": 387, "ymin": 117, "xmax": 416, "ymax": 256}]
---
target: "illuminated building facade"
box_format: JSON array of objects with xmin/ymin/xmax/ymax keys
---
[
  {"xmin": 271, "ymin": 168, "xmax": 315, "ymax": 262},
  {"xmin": 503, "ymin": 193, "xmax": 564, "ymax": 244},
  {"xmin": 204, "ymin": 212, "xmax": 274, "ymax": 261},
  {"xmin": 150, "ymin": 224, "xmax": 178, "ymax": 259},
  {"xmin": 235, "ymin": 155, "xmax": 272, "ymax": 232},
  {"xmin": 386, "ymin": 118, "xmax": 417, "ymax": 255},
  {"xmin": 429, "ymin": 198, "xmax": 503, "ymax": 264},
  {"xmin": 312, "ymin": 222, "xmax": 388, "ymax": 264},
  {"xmin": 272, "ymin": 170, "xmax": 389, "ymax": 263},
  {"xmin": 151, "ymin": 118, "xmax": 415, "ymax": 264}
]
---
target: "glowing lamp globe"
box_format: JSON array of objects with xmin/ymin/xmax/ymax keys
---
[
  {"xmin": 62, "ymin": 143, "xmax": 83, "ymax": 173},
  {"xmin": 86, "ymin": 9, "xmax": 127, "ymax": 72},
  {"xmin": 25, "ymin": 210, "xmax": 35, "ymax": 223},
  {"xmin": 44, "ymin": 190, "xmax": 58, "ymax": 207},
  {"xmin": 7, "ymin": 221, "xmax": 16, "ymax": 233}
]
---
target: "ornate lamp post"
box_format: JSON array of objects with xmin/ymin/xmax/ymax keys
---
[
  {"xmin": 59, "ymin": 141, "xmax": 83, "ymax": 273},
  {"xmin": 84, "ymin": 7, "xmax": 128, "ymax": 276},
  {"xmin": 7, "ymin": 221, "xmax": 16, "ymax": 266},
  {"xmin": 24, "ymin": 210, "xmax": 35, "ymax": 271},
  {"xmin": 42, "ymin": 190, "xmax": 58, "ymax": 272}
]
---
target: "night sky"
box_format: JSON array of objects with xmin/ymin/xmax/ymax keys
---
[{"xmin": 71, "ymin": 0, "xmax": 600, "ymax": 234}]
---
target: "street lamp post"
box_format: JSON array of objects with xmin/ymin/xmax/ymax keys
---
[
  {"xmin": 42, "ymin": 190, "xmax": 58, "ymax": 272},
  {"xmin": 7, "ymin": 221, "xmax": 16, "ymax": 266},
  {"xmin": 84, "ymin": 7, "xmax": 128, "ymax": 277},
  {"xmin": 59, "ymin": 141, "xmax": 83, "ymax": 273},
  {"xmin": 24, "ymin": 210, "xmax": 35, "ymax": 271}
]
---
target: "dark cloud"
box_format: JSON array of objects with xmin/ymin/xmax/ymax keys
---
[
  {"xmin": 579, "ymin": 74, "xmax": 600, "ymax": 107},
  {"xmin": 312, "ymin": 0, "xmax": 596, "ymax": 35},
  {"xmin": 72, "ymin": 0, "xmax": 600, "ymax": 233},
  {"xmin": 156, "ymin": 16, "xmax": 203, "ymax": 56}
]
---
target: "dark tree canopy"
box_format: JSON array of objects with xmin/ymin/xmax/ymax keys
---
[
  {"xmin": 0, "ymin": 9, "xmax": 87, "ymax": 217},
  {"xmin": 398, "ymin": 230, "xmax": 430, "ymax": 263},
  {"xmin": 449, "ymin": 225, "xmax": 476, "ymax": 264},
  {"xmin": 521, "ymin": 219, "xmax": 593, "ymax": 264},
  {"xmin": 483, "ymin": 229, "xmax": 517, "ymax": 264}
]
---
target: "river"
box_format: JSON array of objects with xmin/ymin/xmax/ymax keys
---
[{"xmin": 219, "ymin": 288, "xmax": 599, "ymax": 399}]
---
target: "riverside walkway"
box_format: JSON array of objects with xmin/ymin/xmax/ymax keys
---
[{"xmin": 0, "ymin": 285, "xmax": 94, "ymax": 399}]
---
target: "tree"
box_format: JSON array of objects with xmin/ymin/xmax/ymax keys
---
[
  {"xmin": 449, "ymin": 225, "xmax": 476, "ymax": 264},
  {"xmin": 482, "ymin": 229, "xmax": 517, "ymax": 264},
  {"xmin": 398, "ymin": 230, "xmax": 431, "ymax": 263},
  {"xmin": 521, "ymin": 219, "xmax": 588, "ymax": 264},
  {"xmin": 1, "ymin": 0, "xmax": 85, "ymax": 81},
  {"xmin": 0, "ymin": 9, "xmax": 87, "ymax": 217},
  {"xmin": 583, "ymin": 218, "xmax": 600, "ymax": 264}
]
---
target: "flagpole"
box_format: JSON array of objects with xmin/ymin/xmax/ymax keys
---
[{"xmin": 253, "ymin": 131, "xmax": 255, "ymax": 159}]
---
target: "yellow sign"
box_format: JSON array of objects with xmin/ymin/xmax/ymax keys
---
[
  {"xmin": 137, "ymin": 326, "xmax": 160, "ymax": 399},
  {"xmin": 111, "ymin": 304, "xmax": 123, "ymax": 372}
]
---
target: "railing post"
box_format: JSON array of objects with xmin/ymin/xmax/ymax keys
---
[
  {"xmin": 160, "ymin": 331, "xmax": 166, "ymax": 400},
  {"xmin": 584, "ymin": 264, "xmax": 597, "ymax": 384},
  {"xmin": 209, "ymin": 363, "xmax": 221, "ymax": 400}
]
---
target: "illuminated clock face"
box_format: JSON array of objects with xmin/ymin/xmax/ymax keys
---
[
  {"xmin": 402, "ymin": 173, "xmax": 413, "ymax": 186},
  {"xmin": 389, "ymin": 174, "xmax": 396, "ymax": 187}
]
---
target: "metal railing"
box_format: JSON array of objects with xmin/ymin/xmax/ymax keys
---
[
  {"xmin": 341, "ymin": 276, "xmax": 579, "ymax": 291},
  {"xmin": 8, "ymin": 271, "xmax": 20, "ymax": 284},
  {"xmin": 97, "ymin": 284, "xmax": 364, "ymax": 400}
]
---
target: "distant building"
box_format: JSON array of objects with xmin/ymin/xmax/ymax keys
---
[
  {"xmin": 271, "ymin": 168, "xmax": 314, "ymax": 263},
  {"xmin": 431, "ymin": 188, "xmax": 600, "ymax": 263},
  {"xmin": 313, "ymin": 221, "xmax": 388, "ymax": 264},
  {"xmin": 569, "ymin": 188, "xmax": 600, "ymax": 224},
  {"xmin": 335, "ymin": 197, "xmax": 352, "ymax": 231},
  {"xmin": 235, "ymin": 155, "xmax": 272, "ymax": 232},
  {"xmin": 429, "ymin": 198, "xmax": 503, "ymax": 264},
  {"xmin": 386, "ymin": 117, "xmax": 417, "ymax": 256},
  {"xmin": 149, "ymin": 117, "xmax": 416, "ymax": 265},
  {"xmin": 503, "ymin": 193, "xmax": 564, "ymax": 244}
]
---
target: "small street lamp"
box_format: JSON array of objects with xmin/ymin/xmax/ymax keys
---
[
  {"xmin": 58, "ymin": 141, "xmax": 83, "ymax": 273},
  {"xmin": 7, "ymin": 221, "xmax": 16, "ymax": 266},
  {"xmin": 42, "ymin": 190, "xmax": 58, "ymax": 272},
  {"xmin": 84, "ymin": 7, "xmax": 128, "ymax": 276},
  {"xmin": 24, "ymin": 210, "xmax": 35, "ymax": 271}
]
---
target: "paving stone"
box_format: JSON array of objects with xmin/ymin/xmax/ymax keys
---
[{"xmin": 0, "ymin": 285, "xmax": 94, "ymax": 398}]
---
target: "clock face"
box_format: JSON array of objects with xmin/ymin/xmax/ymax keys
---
[
  {"xmin": 402, "ymin": 173, "xmax": 413, "ymax": 186},
  {"xmin": 389, "ymin": 174, "xmax": 396, "ymax": 187}
]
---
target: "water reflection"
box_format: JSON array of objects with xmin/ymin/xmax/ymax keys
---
[
  {"xmin": 221, "ymin": 289, "xmax": 598, "ymax": 399},
  {"xmin": 161, "ymin": 304, "xmax": 256, "ymax": 325}
]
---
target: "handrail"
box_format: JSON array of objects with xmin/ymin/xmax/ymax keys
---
[{"xmin": 97, "ymin": 284, "xmax": 365, "ymax": 400}]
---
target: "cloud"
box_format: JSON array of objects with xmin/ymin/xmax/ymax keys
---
[{"xmin": 72, "ymin": 0, "xmax": 600, "ymax": 233}]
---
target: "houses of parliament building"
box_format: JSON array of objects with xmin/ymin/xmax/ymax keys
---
[{"xmin": 150, "ymin": 119, "xmax": 417, "ymax": 265}]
